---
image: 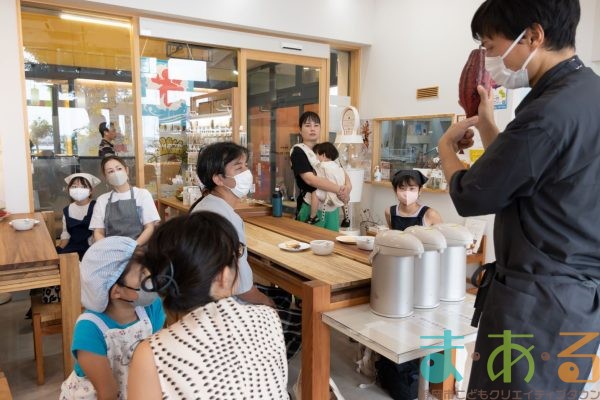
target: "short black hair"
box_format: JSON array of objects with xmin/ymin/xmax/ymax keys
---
[
  {"xmin": 195, "ymin": 142, "xmax": 248, "ymax": 192},
  {"xmin": 314, "ymin": 141, "xmax": 339, "ymax": 161},
  {"xmin": 471, "ymin": 0, "xmax": 580, "ymax": 51},
  {"xmin": 137, "ymin": 211, "xmax": 241, "ymax": 314},
  {"xmin": 99, "ymin": 122, "xmax": 109, "ymax": 137},
  {"xmin": 299, "ymin": 111, "xmax": 320, "ymax": 128},
  {"xmin": 391, "ymin": 170, "xmax": 428, "ymax": 191}
]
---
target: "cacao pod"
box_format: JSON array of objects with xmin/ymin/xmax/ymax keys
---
[{"xmin": 459, "ymin": 48, "xmax": 494, "ymax": 117}]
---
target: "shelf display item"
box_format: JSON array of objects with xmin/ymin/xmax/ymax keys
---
[{"xmin": 335, "ymin": 106, "xmax": 366, "ymax": 234}]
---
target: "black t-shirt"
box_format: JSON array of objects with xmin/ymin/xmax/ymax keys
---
[{"xmin": 290, "ymin": 147, "xmax": 316, "ymax": 193}]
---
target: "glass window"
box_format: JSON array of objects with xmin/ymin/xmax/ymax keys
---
[
  {"xmin": 378, "ymin": 115, "xmax": 454, "ymax": 175},
  {"xmin": 246, "ymin": 58, "xmax": 321, "ymax": 210},
  {"xmin": 21, "ymin": 6, "xmax": 134, "ymax": 233},
  {"xmin": 139, "ymin": 38, "xmax": 238, "ymax": 199}
]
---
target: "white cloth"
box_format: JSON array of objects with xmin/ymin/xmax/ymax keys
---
[
  {"xmin": 60, "ymin": 202, "xmax": 93, "ymax": 242},
  {"xmin": 149, "ymin": 297, "xmax": 288, "ymax": 400},
  {"xmin": 89, "ymin": 187, "xmax": 159, "ymax": 231},
  {"xmin": 60, "ymin": 307, "xmax": 153, "ymax": 400},
  {"xmin": 315, "ymin": 160, "xmax": 346, "ymax": 209},
  {"xmin": 191, "ymin": 194, "xmax": 253, "ymax": 295}
]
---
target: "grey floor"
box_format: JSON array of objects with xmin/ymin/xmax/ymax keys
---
[{"xmin": 0, "ymin": 291, "xmax": 391, "ymax": 400}]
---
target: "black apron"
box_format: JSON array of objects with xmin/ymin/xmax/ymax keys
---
[
  {"xmin": 104, "ymin": 188, "xmax": 144, "ymax": 239},
  {"xmin": 57, "ymin": 200, "xmax": 95, "ymax": 260},
  {"xmin": 446, "ymin": 56, "xmax": 600, "ymax": 395},
  {"xmin": 390, "ymin": 205, "xmax": 429, "ymax": 230},
  {"xmin": 468, "ymin": 200, "xmax": 600, "ymax": 395}
]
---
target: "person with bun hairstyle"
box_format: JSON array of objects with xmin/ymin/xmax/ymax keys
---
[
  {"xmin": 128, "ymin": 211, "xmax": 288, "ymax": 399},
  {"xmin": 385, "ymin": 170, "xmax": 442, "ymax": 230}
]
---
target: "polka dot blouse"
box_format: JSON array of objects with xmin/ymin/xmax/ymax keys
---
[{"xmin": 149, "ymin": 297, "xmax": 288, "ymax": 399}]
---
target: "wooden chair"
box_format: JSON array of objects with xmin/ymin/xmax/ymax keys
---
[
  {"xmin": 32, "ymin": 295, "xmax": 63, "ymax": 385},
  {"xmin": 31, "ymin": 210, "xmax": 63, "ymax": 385},
  {"xmin": 466, "ymin": 235, "xmax": 487, "ymax": 295},
  {"xmin": 40, "ymin": 210, "xmax": 57, "ymax": 243},
  {"xmin": 0, "ymin": 370, "xmax": 14, "ymax": 400}
]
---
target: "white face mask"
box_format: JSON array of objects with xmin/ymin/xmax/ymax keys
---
[
  {"xmin": 107, "ymin": 170, "xmax": 128, "ymax": 187},
  {"xmin": 399, "ymin": 190, "xmax": 419, "ymax": 206},
  {"xmin": 226, "ymin": 169, "xmax": 253, "ymax": 198},
  {"xmin": 69, "ymin": 188, "xmax": 90, "ymax": 202},
  {"xmin": 484, "ymin": 30, "xmax": 537, "ymax": 89}
]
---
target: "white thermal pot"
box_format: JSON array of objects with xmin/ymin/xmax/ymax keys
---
[
  {"xmin": 434, "ymin": 223, "xmax": 474, "ymax": 302},
  {"xmin": 404, "ymin": 226, "xmax": 447, "ymax": 309},
  {"xmin": 369, "ymin": 230, "xmax": 424, "ymax": 318}
]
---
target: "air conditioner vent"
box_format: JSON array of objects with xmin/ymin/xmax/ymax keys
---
[{"xmin": 417, "ymin": 86, "xmax": 439, "ymax": 99}]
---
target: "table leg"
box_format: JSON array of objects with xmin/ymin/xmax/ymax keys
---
[
  {"xmin": 301, "ymin": 280, "xmax": 331, "ymax": 400},
  {"xmin": 157, "ymin": 201, "xmax": 166, "ymax": 221},
  {"xmin": 430, "ymin": 349, "xmax": 456, "ymax": 400},
  {"xmin": 59, "ymin": 253, "xmax": 81, "ymax": 378}
]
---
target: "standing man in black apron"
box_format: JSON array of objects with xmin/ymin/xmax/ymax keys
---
[
  {"xmin": 90, "ymin": 155, "xmax": 160, "ymax": 246},
  {"xmin": 438, "ymin": 0, "xmax": 600, "ymax": 396}
]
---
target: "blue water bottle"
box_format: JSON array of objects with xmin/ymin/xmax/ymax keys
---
[{"xmin": 272, "ymin": 186, "xmax": 283, "ymax": 217}]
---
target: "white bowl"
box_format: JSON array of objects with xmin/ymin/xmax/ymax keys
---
[
  {"xmin": 356, "ymin": 236, "xmax": 375, "ymax": 251},
  {"xmin": 310, "ymin": 240, "xmax": 334, "ymax": 256},
  {"xmin": 9, "ymin": 218, "xmax": 38, "ymax": 231}
]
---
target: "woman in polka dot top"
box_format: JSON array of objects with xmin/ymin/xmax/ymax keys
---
[{"xmin": 127, "ymin": 211, "xmax": 288, "ymax": 399}]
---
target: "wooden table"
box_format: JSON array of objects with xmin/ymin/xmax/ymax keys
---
[
  {"xmin": 244, "ymin": 217, "xmax": 372, "ymax": 399},
  {"xmin": 246, "ymin": 215, "xmax": 370, "ymax": 264},
  {"xmin": 158, "ymin": 196, "xmax": 272, "ymax": 220},
  {"xmin": 0, "ymin": 213, "xmax": 81, "ymax": 378}
]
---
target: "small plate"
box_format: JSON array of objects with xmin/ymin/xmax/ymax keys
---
[
  {"xmin": 278, "ymin": 242, "xmax": 310, "ymax": 252},
  {"xmin": 336, "ymin": 235, "xmax": 359, "ymax": 244}
]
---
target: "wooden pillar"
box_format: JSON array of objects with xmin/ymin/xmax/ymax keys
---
[
  {"xmin": 60, "ymin": 252, "xmax": 81, "ymax": 378},
  {"xmin": 430, "ymin": 349, "xmax": 457, "ymax": 399},
  {"xmin": 301, "ymin": 280, "xmax": 331, "ymax": 399}
]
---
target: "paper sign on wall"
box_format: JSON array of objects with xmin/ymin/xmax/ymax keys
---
[
  {"xmin": 469, "ymin": 149, "xmax": 484, "ymax": 164},
  {"xmin": 493, "ymin": 87, "xmax": 508, "ymax": 110},
  {"xmin": 260, "ymin": 144, "xmax": 270, "ymax": 162}
]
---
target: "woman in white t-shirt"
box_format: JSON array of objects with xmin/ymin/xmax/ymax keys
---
[{"xmin": 90, "ymin": 155, "xmax": 159, "ymax": 246}]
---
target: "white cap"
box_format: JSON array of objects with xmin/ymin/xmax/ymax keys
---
[
  {"xmin": 65, "ymin": 173, "xmax": 101, "ymax": 188},
  {"xmin": 80, "ymin": 236, "xmax": 138, "ymax": 312}
]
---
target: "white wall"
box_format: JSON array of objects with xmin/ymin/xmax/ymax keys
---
[
  {"xmin": 0, "ymin": 1, "xmax": 30, "ymax": 213},
  {"xmin": 358, "ymin": 0, "xmax": 599, "ymax": 264},
  {"xmin": 80, "ymin": 0, "xmax": 374, "ymax": 46}
]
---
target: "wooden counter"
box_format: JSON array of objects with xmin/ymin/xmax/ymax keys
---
[
  {"xmin": 158, "ymin": 196, "xmax": 272, "ymax": 220},
  {"xmin": 0, "ymin": 213, "xmax": 81, "ymax": 378}
]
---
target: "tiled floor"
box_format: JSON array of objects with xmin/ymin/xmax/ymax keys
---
[
  {"xmin": 0, "ymin": 292, "xmax": 391, "ymax": 400},
  {"xmin": 0, "ymin": 291, "xmax": 63, "ymax": 400}
]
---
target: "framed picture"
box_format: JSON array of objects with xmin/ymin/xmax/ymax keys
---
[{"xmin": 455, "ymin": 114, "xmax": 466, "ymax": 123}]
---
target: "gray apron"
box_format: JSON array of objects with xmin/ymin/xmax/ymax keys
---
[
  {"xmin": 104, "ymin": 188, "xmax": 144, "ymax": 240},
  {"xmin": 469, "ymin": 203, "xmax": 600, "ymax": 395}
]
